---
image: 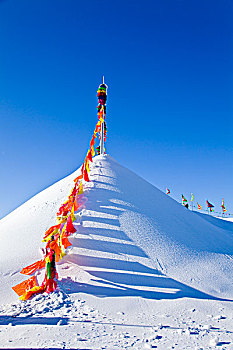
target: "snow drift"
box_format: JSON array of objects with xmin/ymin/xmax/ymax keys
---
[{"xmin": 1, "ymin": 154, "xmax": 233, "ymax": 305}]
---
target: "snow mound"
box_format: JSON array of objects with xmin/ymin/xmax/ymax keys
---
[{"xmin": 1, "ymin": 154, "xmax": 233, "ymax": 305}]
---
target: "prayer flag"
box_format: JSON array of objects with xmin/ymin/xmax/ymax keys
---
[
  {"xmin": 83, "ymin": 167, "xmax": 90, "ymax": 182},
  {"xmin": 66, "ymin": 214, "xmax": 77, "ymax": 234},
  {"xmin": 21, "ymin": 259, "xmax": 45, "ymax": 275},
  {"xmin": 221, "ymin": 198, "xmax": 227, "ymax": 213},
  {"xmin": 12, "ymin": 276, "xmax": 38, "ymax": 297},
  {"xmin": 206, "ymin": 200, "xmax": 214, "ymax": 208},
  {"xmin": 74, "ymin": 174, "xmax": 83, "ymax": 183}
]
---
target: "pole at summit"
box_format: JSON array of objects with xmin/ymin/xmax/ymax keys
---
[{"xmin": 97, "ymin": 76, "xmax": 108, "ymax": 155}]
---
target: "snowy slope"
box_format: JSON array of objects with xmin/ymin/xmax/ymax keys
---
[
  {"xmin": 1, "ymin": 154, "xmax": 233, "ymax": 349},
  {"xmin": 1, "ymin": 154, "xmax": 233, "ymax": 303}
]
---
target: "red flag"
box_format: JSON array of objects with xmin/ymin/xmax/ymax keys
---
[
  {"xmin": 166, "ymin": 188, "xmax": 170, "ymax": 195},
  {"xmin": 61, "ymin": 235, "xmax": 72, "ymax": 249},
  {"xmin": 83, "ymin": 167, "xmax": 90, "ymax": 182},
  {"xmin": 73, "ymin": 194, "xmax": 78, "ymax": 211},
  {"xmin": 81, "ymin": 163, "xmax": 84, "ymax": 175},
  {"xmin": 90, "ymin": 135, "xmax": 96, "ymax": 147},
  {"xmin": 66, "ymin": 214, "xmax": 77, "ymax": 234},
  {"xmin": 87, "ymin": 150, "xmax": 93, "ymax": 162}
]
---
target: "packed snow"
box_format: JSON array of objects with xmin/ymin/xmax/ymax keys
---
[{"xmin": 0, "ymin": 154, "xmax": 233, "ymax": 349}]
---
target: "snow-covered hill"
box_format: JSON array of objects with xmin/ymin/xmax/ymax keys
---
[{"xmin": 0, "ymin": 155, "xmax": 233, "ymax": 349}]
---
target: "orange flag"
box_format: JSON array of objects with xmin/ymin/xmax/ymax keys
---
[
  {"xmin": 61, "ymin": 235, "xmax": 72, "ymax": 249},
  {"xmin": 74, "ymin": 174, "xmax": 83, "ymax": 183},
  {"xmin": 49, "ymin": 240, "xmax": 61, "ymax": 262},
  {"xmin": 43, "ymin": 224, "xmax": 61, "ymax": 240},
  {"xmin": 12, "ymin": 276, "xmax": 38, "ymax": 296},
  {"xmin": 21, "ymin": 259, "xmax": 45, "ymax": 275},
  {"xmin": 91, "ymin": 145, "xmax": 95, "ymax": 157}
]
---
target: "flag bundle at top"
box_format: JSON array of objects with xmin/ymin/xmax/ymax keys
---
[{"xmin": 97, "ymin": 77, "xmax": 108, "ymax": 155}]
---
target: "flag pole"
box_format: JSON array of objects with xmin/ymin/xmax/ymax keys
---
[
  {"xmin": 100, "ymin": 115, "xmax": 104, "ymax": 155},
  {"xmin": 100, "ymin": 76, "xmax": 105, "ymax": 155}
]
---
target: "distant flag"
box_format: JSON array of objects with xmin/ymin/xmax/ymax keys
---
[
  {"xmin": 206, "ymin": 200, "xmax": 214, "ymax": 212},
  {"xmin": 221, "ymin": 198, "xmax": 227, "ymax": 213},
  {"xmin": 166, "ymin": 188, "xmax": 170, "ymax": 195},
  {"xmin": 182, "ymin": 194, "xmax": 188, "ymax": 206},
  {"xmin": 197, "ymin": 202, "xmax": 202, "ymax": 210},
  {"xmin": 191, "ymin": 193, "xmax": 194, "ymax": 202}
]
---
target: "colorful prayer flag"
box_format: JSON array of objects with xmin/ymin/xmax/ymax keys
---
[
  {"xmin": 221, "ymin": 198, "xmax": 227, "ymax": 213},
  {"xmin": 12, "ymin": 276, "xmax": 38, "ymax": 297},
  {"xmin": 197, "ymin": 202, "xmax": 202, "ymax": 210},
  {"xmin": 66, "ymin": 214, "xmax": 77, "ymax": 234},
  {"xmin": 182, "ymin": 194, "xmax": 188, "ymax": 205},
  {"xmin": 206, "ymin": 200, "xmax": 214, "ymax": 208},
  {"xmin": 191, "ymin": 193, "xmax": 194, "ymax": 202},
  {"xmin": 21, "ymin": 259, "xmax": 45, "ymax": 275},
  {"xmin": 166, "ymin": 188, "xmax": 170, "ymax": 195}
]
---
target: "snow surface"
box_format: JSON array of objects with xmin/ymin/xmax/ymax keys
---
[{"xmin": 0, "ymin": 154, "xmax": 233, "ymax": 349}]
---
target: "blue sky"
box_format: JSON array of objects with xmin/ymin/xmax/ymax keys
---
[{"xmin": 0, "ymin": 0, "xmax": 232, "ymax": 219}]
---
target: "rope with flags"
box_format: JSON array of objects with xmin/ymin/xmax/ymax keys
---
[
  {"xmin": 166, "ymin": 188, "xmax": 232, "ymax": 217},
  {"xmin": 12, "ymin": 79, "xmax": 108, "ymax": 300}
]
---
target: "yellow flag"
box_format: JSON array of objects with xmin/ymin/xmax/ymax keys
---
[
  {"xmin": 86, "ymin": 159, "xmax": 90, "ymax": 173},
  {"xmin": 42, "ymin": 228, "xmax": 59, "ymax": 242},
  {"xmin": 91, "ymin": 145, "xmax": 95, "ymax": 157},
  {"xmin": 71, "ymin": 205, "xmax": 76, "ymax": 222},
  {"xmin": 59, "ymin": 225, "xmax": 67, "ymax": 259},
  {"xmin": 78, "ymin": 181, "xmax": 83, "ymax": 195},
  {"xmin": 60, "ymin": 246, "xmax": 66, "ymax": 259}
]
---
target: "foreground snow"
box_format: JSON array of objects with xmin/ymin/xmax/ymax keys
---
[
  {"xmin": 1, "ymin": 290, "xmax": 233, "ymax": 349},
  {"xmin": 0, "ymin": 155, "xmax": 233, "ymax": 349}
]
